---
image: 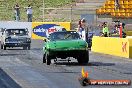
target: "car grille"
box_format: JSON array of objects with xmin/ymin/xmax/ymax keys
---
[{"xmin": 8, "ymin": 38, "xmax": 26, "ymax": 43}]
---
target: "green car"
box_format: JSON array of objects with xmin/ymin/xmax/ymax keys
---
[{"xmin": 43, "ymin": 31, "xmax": 89, "ymax": 65}]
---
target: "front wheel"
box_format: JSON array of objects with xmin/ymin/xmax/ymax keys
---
[
  {"xmin": 3, "ymin": 45, "xmax": 6, "ymax": 50},
  {"xmin": 23, "ymin": 46, "xmax": 27, "ymax": 50},
  {"xmin": 43, "ymin": 54, "xmax": 46, "ymax": 63},
  {"xmin": 1, "ymin": 44, "xmax": 3, "ymax": 49},
  {"xmin": 27, "ymin": 44, "xmax": 31, "ymax": 50}
]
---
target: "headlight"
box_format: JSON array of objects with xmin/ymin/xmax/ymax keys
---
[
  {"xmin": 26, "ymin": 38, "xmax": 31, "ymax": 42},
  {"xmin": 5, "ymin": 38, "xmax": 9, "ymax": 42},
  {"xmin": 86, "ymin": 43, "xmax": 88, "ymax": 48}
]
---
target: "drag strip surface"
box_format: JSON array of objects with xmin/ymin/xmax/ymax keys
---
[{"xmin": 0, "ymin": 40, "xmax": 131, "ymax": 88}]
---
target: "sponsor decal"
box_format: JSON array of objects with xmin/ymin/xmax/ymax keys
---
[
  {"xmin": 78, "ymin": 67, "xmax": 131, "ymax": 86},
  {"xmin": 122, "ymin": 42, "xmax": 127, "ymax": 53},
  {"xmin": 33, "ymin": 24, "xmax": 64, "ymax": 37}
]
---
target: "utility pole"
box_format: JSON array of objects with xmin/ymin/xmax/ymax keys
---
[
  {"xmin": 43, "ymin": 0, "xmax": 45, "ymax": 22},
  {"xmin": 70, "ymin": 5, "xmax": 73, "ymax": 23}
]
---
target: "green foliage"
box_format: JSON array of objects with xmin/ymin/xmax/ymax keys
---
[
  {"xmin": 45, "ymin": 0, "xmax": 73, "ymax": 7},
  {"xmin": 0, "ymin": 0, "xmax": 74, "ymax": 21}
]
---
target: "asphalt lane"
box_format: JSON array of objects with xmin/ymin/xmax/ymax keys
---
[{"xmin": 0, "ymin": 40, "xmax": 132, "ymax": 88}]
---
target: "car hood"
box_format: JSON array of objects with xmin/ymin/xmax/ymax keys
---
[{"xmin": 47, "ymin": 39, "xmax": 87, "ymax": 50}]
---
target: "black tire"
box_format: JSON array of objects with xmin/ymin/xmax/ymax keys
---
[
  {"xmin": 3, "ymin": 45, "xmax": 6, "ymax": 50},
  {"xmin": 43, "ymin": 54, "xmax": 46, "ymax": 63},
  {"xmin": 28, "ymin": 44, "xmax": 31, "ymax": 50},
  {"xmin": 47, "ymin": 58, "xmax": 51, "ymax": 65},
  {"xmin": 45, "ymin": 53, "xmax": 51, "ymax": 65},
  {"xmin": 1, "ymin": 44, "xmax": 3, "ymax": 49},
  {"xmin": 77, "ymin": 51, "xmax": 89, "ymax": 64},
  {"xmin": 23, "ymin": 46, "xmax": 27, "ymax": 50}
]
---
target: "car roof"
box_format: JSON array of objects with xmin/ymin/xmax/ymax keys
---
[
  {"xmin": 53, "ymin": 31, "xmax": 77, "ymax": 33},
  {"xmin": 5, "ymin": 28, "xmax": 26, "ymax": 30}
]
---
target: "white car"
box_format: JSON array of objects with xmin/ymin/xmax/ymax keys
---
[{"xmin": 1, "ymin": 28, "xmax": 31, "ymax": 50}]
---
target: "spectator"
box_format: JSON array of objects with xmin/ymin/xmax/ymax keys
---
[
  {"xmin": 14, "ymin": 3, "xmax": 20, "ymax": 21},
  {"xmin": 77, "ymin": 19, "xmax": 83, "ymax": 37},
  {"xmin": 102, "ymin": 23, "xmax": 109, "ymax": 37},
  {"xmin": 25, "ymin": 5, "xmax": 33, "ymax": 22},
  {"xmin": 77, "ymin": 18, "xmax": 89, "ymax": 41},
  {"xmin": 115, "ymin": 0, "xmax": 120, "ymax": 9},
  {"xmin": 113, "ymin": 25, "xmax": 118, "ymax": 34},
  {"xmin": 78, "ymin": 19, "xmax": 82, "ymax": 30},
  {"xmin": 122, "ymin": 23, "xmax": 125, "ymax": 31},
  {"xmin": 120, "ymin": 23, "xmax": 126, "ymax": 38}
]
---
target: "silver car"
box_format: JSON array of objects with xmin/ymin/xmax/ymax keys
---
[{"xmin": 1, "ymin": 28, "xmax": 31, "ymax": 50}]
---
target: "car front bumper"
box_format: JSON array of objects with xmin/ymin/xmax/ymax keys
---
[{"xmin": 4, "ymin": 42, "xmax": 30, "ymax": 47}]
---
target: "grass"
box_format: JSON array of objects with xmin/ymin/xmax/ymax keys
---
[{"xmin": 0, "ymin": 0, "xmax": 74, "ymax": 21}]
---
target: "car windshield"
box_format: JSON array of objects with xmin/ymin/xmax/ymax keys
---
[
  {"xmin": 50, "ymin": 31, "xmax": 80, "ymax": 41},
  {"xmin": 5, "ymin": 29, "xmax": 27, "ymax": 36}
]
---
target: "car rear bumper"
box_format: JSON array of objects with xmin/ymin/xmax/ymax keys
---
[{"xmin": 49, "ymin": 50, "xmax": 88, "ymax": 58}]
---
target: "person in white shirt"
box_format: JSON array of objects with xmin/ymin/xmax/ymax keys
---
[{"xmin": 25, "ymin": 5, "xmax": 32, "ymax": 22}]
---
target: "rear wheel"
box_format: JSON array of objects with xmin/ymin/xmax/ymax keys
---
[
  {"xmin": 77, "ymin": 51, "xmax": 89, "ymax": 64},
  {"xmin": 47, "ymin": 58, "xmax": 51, "ymax": 65},
  {"xmin": 45, "ymin": 53, "xmax": 51, "ymax": 65}
]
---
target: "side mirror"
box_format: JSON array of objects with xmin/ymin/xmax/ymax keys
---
[{"xmin": 2, "ymin": 32, "xmax": 3, "ymax": 35}]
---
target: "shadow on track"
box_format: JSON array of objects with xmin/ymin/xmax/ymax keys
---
[
  {"xmin": 89, "ymin": 62, "xmax": 115, "ymax": 66},
  {"xmin": 54, "ymin": 62, "xmax": 115, "ymax": 66},
  {"xmin": 47, "ymin": 71, "xmax": 80, "ymax": 73},
  {"xmin": 0, "ymin": 68, "xmax": 22, "ymax": 88},
  {"xmin": 31, "ymin": 48, "xmax": 42, "ymax": 50},
  {"xmin": 123, "ymin": 72, "xmax": 132, "ymax": 75},
  {"xmin": 4, "ymin": 48, "xmax": 25, "ymax": 50},
  {"xmin": 0, "ymin": 53, "xmax": 26, "ymax": 56}
]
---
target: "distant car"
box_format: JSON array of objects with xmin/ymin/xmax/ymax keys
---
[
  {"xmin": 1, "ymin": 28, "xmax": 31, "ymax": 50},
  {"xmin": 43, "ymin": 31, "xmax": 89, "ymax": 65}
]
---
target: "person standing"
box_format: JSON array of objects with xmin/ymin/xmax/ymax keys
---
[
  {"xmin": 77, "ymin": 19, "xmax": 83, "ymax": 37},
  {"xmin": 102, "ymin": 22, "xmax": 109, "ymax": 37},
  {"xmin": 14, "ymin": 3, "xmax": 20, "ymax": 21},
  {"xmin": 115, "ymin": 0, "xmax": 120, "ymax": 9},
  {"xmin": 25, "ymin": 5, "xmax": 33, "ymax": 22},
  {"xmin": 77, "ymin": 18, "xmax": 89, "ymax": 41}
]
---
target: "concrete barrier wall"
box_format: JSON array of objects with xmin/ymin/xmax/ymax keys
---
[
  {"xmin": 91, "ymin": 36, "xmax": 132, "ymax": 58},
  {"xmin": 127, "ymin": 38, "xmax": 132, "ymax": 58}
]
